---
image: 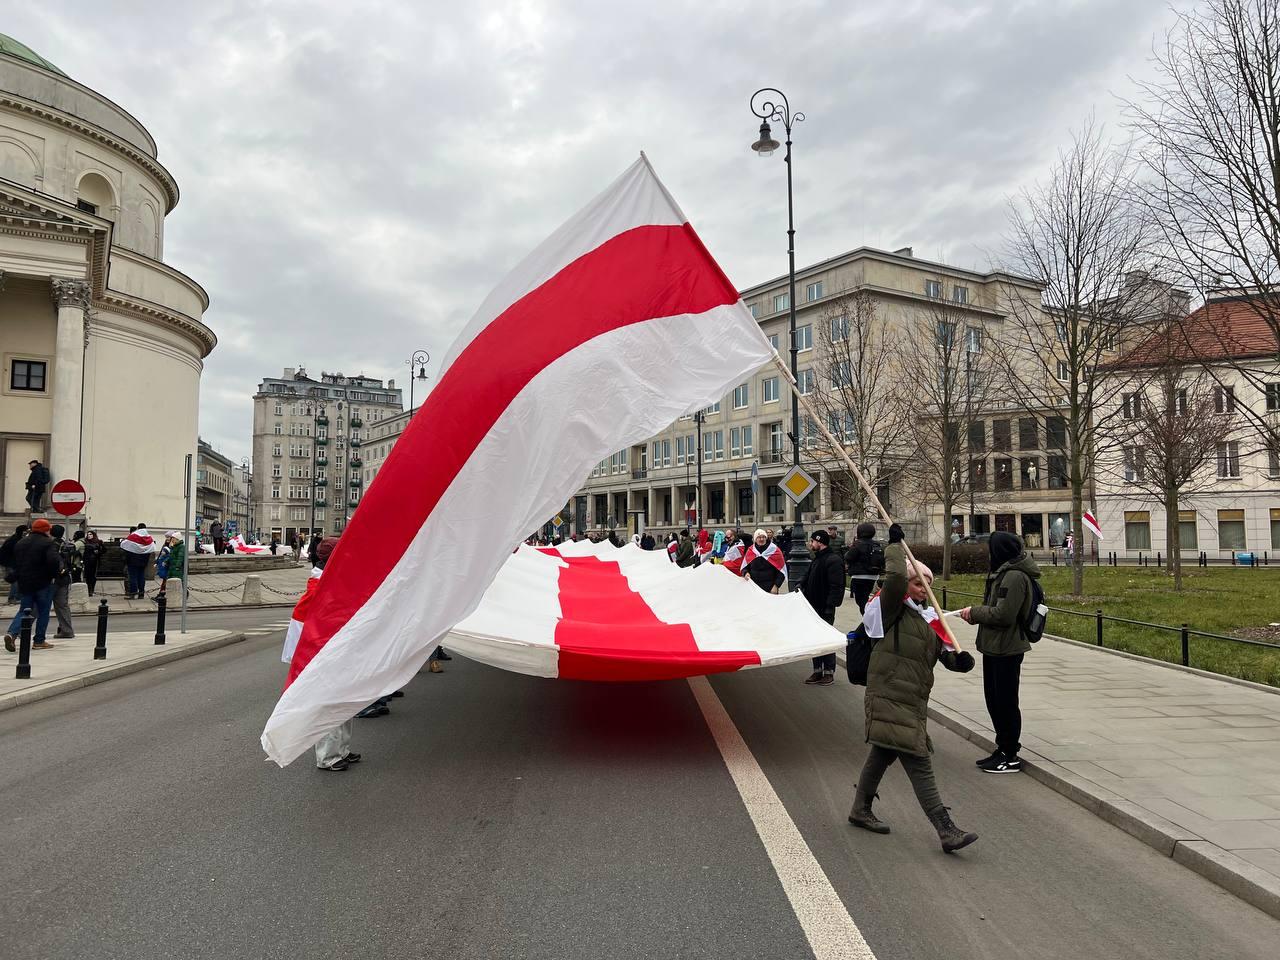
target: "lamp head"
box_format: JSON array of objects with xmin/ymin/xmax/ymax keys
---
[
  {"xmin": 751, "ymin": 121, "xmax": 780, "ymax": 156},
  {"xmin": 417, "ymin": 367, "xmax": 428, "ymax": 380}
]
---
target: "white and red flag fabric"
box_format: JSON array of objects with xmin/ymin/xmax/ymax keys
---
[
  {"xmin": 721, "ymin": 542, "xmax": 745, "ymax": 577},
  {"xmin": 120, "ymin": 528, "xmax": 156, "ymax": 555},
  {"xmin": 261, "ymin": 155, "xmax": 776, "ymax": 765},
  {"xmin": 281, "ymin": 567, "xmax": 323, "ymax": 665},
  {"xmin": 229, "ymin": 534, "xmax": 271, "ymax": 555},
  {"xmin": 742, "ymin": 541, "xmax": 787, "ymax": 583},
  {"xmin": 861, "ymin": 592, "xmax": 956, "ymax": 651},
  {"xmin": 1081, "ymin": 511, "xmax": 1104, "ymax": 540},
  {"xmin": 444, "ymin": 540, "xmax": 843, "ymax": 680}
]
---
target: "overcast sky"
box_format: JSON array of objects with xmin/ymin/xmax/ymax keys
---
[{"xmin": 11, "ymin": 0, "xmax": 1186, "ymax": 463}]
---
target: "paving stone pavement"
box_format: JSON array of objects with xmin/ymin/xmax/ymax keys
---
[{"xmin": 834, "ymin": 599, "xmax": 1280, "ymax": 917}]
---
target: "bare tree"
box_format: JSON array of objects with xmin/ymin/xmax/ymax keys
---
[
  {"xmin": 1097, "ymin": 312, "xmax": 1234, "ymax": 589},
  {"xmin": 805, "ymin": 291, "xmax": 912, "ymax": 523},
  {"xmin": 897, "ymin": 281, "xmax": 1001, "ymax": 578},
  {"xmin": 1128, "ymin": 0, "xmax": 1280, "ymax": 447},
  {"xmin": 998, "ymin": 120, "xmax": 1166, "ymax": 596}
]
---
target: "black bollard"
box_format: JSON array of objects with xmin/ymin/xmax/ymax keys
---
[
  {"xmin": 154, "ymin": 592, "xmax": 167, "ymax": 645},
  {"xmin": 1181, "ymin": 624, "xmax": 1190, "ymax": 667},
  {"xmin": 94, "ymin": 599, "xmax": 109, "ymax": 660},
  {"xmin": 1095, "ymin": 609, "xmax": 1104, "ymax": 647},
  {"xmin": 941, "ymin": 585, "xmax": 948, "ymax": 609},
  {"xmin": 15, "ymin": 606, "xmax": 32, "ymax": 680},
  {"xmin": 1156, "ymin": 551, "xmax": 1162, "ymax": 568}
]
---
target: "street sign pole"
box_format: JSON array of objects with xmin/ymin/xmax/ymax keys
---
[{"xmin": 182, "ymin": 453, "xmax": 192, "ymax": 634}]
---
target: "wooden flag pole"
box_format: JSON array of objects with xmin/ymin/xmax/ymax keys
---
[{"xmin": 768, "ymin": 352, "xmax": 963, "ymax": 651}]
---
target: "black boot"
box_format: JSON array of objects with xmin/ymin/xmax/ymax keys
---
[
  {"xmin": 928, "ymin": 807, "xmax": 977, "ymax": 853},
  {"xmin": 848, "ymin": 789, "xmax": 890, "ymax": 834}
]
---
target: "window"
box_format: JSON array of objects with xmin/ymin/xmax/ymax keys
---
[
  {"xmin": 768, "ymin": 422, "xmax": 784, "ymax": 458},
  {"xmin": 992, "ymin": 419, "xmax": 1011, "ymax": 451},
  {"xmin": 1214, "ymin": 385, "xmax": 1236, "ymax": 414},
  {"xmin": 1269, "ymin": 443, "xmax": 1280, "ymax": 478},
  {"xmin": 1122, "ymin": 393, "xmax": 1142, "ymax": 420},
  {"xmin": 703, "ymin": 431, "xmax": 723, "ymax": 462},
  {"xmin": 272, "ymin": 444, "xmax": 282, "ymax": 457},
  {"xmin": 1055, "ymin": 321, "xmax": 1068, "ymax": 342},
  {"xmin": 730, "ymin": 427, "xmax": 742, "ymax": 458},
  {"xmin": 733, "ymin": 383, "xmax": 749, "ymax": 409},
  {"xmin": 800, "ymin": 416, "xmax": 819, "ymax": 449},
  {"xmin": 828, "ymin": 411, "xmax": 854, "ymax": 442},
  {"xmin": 749, "ymin": 303, "xmax": 760, "ymax": 319},
  {"xmin": 271, "ymin": 485, "xmax": 281, "ymax": 500},
  {"xmin": 797, "ymin": 369, "xmax": 815, "ymax": 394},
  {"xmin": 967, "ymin": 421, "xmax": 986, "ymax": 451},
  {"xmin": 1178, "ymin": 510, "xmax": 1198, "ymax": 550},
  {"xmin": 274, "ymin": 402, "xmax": 283, "ymax": 415},
  {"xmin": 274, "ymin": 422, "xmax": 283, "ymax": 435},
  {"xmin": 1218, "ymin": 509, "xmax": 1246, "ymax": 551},
  {"xmin": 1267, "ymin": 382, "xmax": 1280, "ymax": 412},
  {"xmin": 830, "ymin": 315, "xmax": 849, "ymax": 342},
  {"xmin": 965, "ymin": 326, "xmax": 982, "ymax": 353},
  {"xmin": 936, "ymin": 321, "xmax": 956, "ymax": 349},
  {"xmin": 1018, "ymin": 417, "xmax": 1039, "ymax": 450},
  {"xmin": 767, "ymin": 484, "xmax": 784, "ymax": 514},
  {"xmin": 703, "ymin": 401, "xmax": 721, "ymax": 416},
  {"xmin": 774, "ymin": 293, "xmax": 790, "ymax": 313},
  {"xmin": 1046, "ymin": 416, "xmax": 1066, "ymax": 448},
  {"xmin": 1174, "ymin": 389, "xmax": 1187, "ymax": 417},
  {"xmin": 77, "ymin": 198, "xmax": 98, "ymax": 215},
  {"xmin": 924, "ymin": 279, "xmax": 942, "ymax": 299},
  {"xmin": 953, "ymin": 285, "xmax": 969, "ymax": 305},
  {"xmin": 1125, "ymin": 511, "xmax": 1151, "ymax": 550},
  {"xmin": 831, "ymin": 359, "xmax": 852, "ymax": 388},
  {"xmin": 1048, "ymin": 454, "xmax": 1068, "ymax": 489},
  {"xmin": 714, "ymin": 430, "xmax": 724, "ymax": 460},
  {"xmin": 767, "ymin": 333, "xmax": 779, "ymax": 352},
  {"xmin": 1123, "ymin": 445, "xmax": 1145, "ymax": 483},
  {"xmin": 968, "ymin": 458, "xmax": 988, "ymax": 492},
  {"xmin": 272, "ymin": 464, "xmax": 282, "ymax": 479},
  {"xmin": 1056, "ymin": 360, "xmax": 1069, "ymax": 382},
  {"xmin": 662, "ymin": 439, "xmax": 671, "ymax": 467},
  {"xmin": 794, "ymin": 324, "xmax": 813, "ymax": 351},
  {"xmin": 806, "ymin": 281, "xmax": 823, "ymax": 301},
  {"xmin": 1272, "ymin": 508, "xmax": 1280, "ymax": 550},
  {"xmin": 994, "ymin": 458, "xmax": 1013, "ymax": 491},
  {"xmin": 1216, "ymin": 441, "xmax": 1240, "ymax": 478},
  {"xmin": 742, "ymin": 424, "xmax": 753, "ymax": 455},
  {"xmin": 676, "ymin": 436, "xmax": 685, "ymax": 466}
]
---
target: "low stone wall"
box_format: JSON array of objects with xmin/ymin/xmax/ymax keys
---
[{"xmin": 188, "ymin": 554, "xmax": 299, "ymax": 574}]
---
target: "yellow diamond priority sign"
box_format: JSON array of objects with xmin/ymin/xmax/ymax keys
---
[{"xmin": 780, "ymin": 466, "xmax": 816, "ymax": 505}]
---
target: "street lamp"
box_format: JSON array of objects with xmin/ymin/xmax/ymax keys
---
[
  {"xmin": 694, "ymin": 409, "xmax": 705, "ymax": 531},
  {"xmin": 240, "ymin": 457, "xmax": 252, "ymax": 540},
  {"xmin": 750, "ymin": 86, "xmax": 811, "ymax": 587},
  {"xmin": 408, "ymin": 350, "xmax": 430, "ymax": 412}
]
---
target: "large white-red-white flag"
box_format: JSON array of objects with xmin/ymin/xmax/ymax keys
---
[
  {"xmin": 1081, "ymin": 511, "xmax": 1104, "ymax": 540},
  {"xmin": 261, "ymin": 155, "xmax": 776, "ymax": 765}
]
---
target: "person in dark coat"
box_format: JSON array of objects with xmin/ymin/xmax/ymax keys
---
[
  {"xmin": 82, "ymin": 531, "xmax": 104, "ymax": 597},
  {"xmin": 844, "ymin": 522, "xmax": 885, "ymax": 613},
  {"xmin": 49, "ymin": 524, "xmax": 75, "ymax": 639},
  {"xmin": 849, "ymin": 524, "xmax": 978, "ymax": 853},
  {"xmin": 1, "ymin": 524, "xmax": 27, "ymax": 605},
  {"xmin": 639, "ymin": 531, "xmax": 655, "ymax": 551},
  {"xmin": 799, "ymin": 529, "xmax": 845, "ymax": 685},
  {"xmin": 25, "ymin": 459, "xmax": 50, "ymax": 513},
  {"xmin": 4, "ymin": 518, "xmax": 62, "ymax": 651},
  {"xmin": 959, "ymin": 531, "xmax": 1041, "ymax": 774},
  {"xmin": 742, "ymin": 529, "xmax": 786, "ymax": 592},
  {"xmin": 674, "ymin": 529, "xmax": 696, "ymax": 568}
]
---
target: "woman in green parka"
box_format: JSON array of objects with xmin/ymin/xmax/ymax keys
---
[{"xmin": 848, "ymin": 523, "xmax": 980, "ymax": 853}]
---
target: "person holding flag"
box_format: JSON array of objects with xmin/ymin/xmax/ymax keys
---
[
  {"xmin": 741, "ymin": 528, "xmax": 785, "ymax": 594},
  {"xmin": 721, "ymin": 531, "xmax": 746, "ymax": 577},
  {"xmin": 848, "ymin": 524, "xmax": 979, "ymax": 853}
]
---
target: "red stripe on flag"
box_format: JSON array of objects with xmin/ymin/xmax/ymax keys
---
[
  {"xmin": 553, "ymin": 557, "xmax": 759, "ymax": 681},
  {"xmin": 288, "ymin": 223, "xmax": 741, "ymax": 685}
]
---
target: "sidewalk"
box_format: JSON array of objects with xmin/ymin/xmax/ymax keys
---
[
  {"xmin": 834, "ymin": 602, "xmax": 1280, "ymax": 919},
  {"xmin": 0, "ymin": 628, "xmax": 256, "ymax": 712}
]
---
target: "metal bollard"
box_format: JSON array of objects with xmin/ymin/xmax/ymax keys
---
[
  {"xmin": 154, "ymin": 592, "xmax": 167, "ymax": 645},
  {"xmin": 94, "ymin": 599, "xmax": 109, "ymax": 660},
  {"xmin": 1180, "ymin": 623, "xmax": 1190, "ymax": 667},
  {"xmin": 1095, "ymin": 609, "xmax": 1104, "ymax": 647},
  {"xmin": 941, "ymin": 585, "xmax": 948, "ymax": 609},
  {"xmin": 16, "ymin": 606, "xmax": 33, "ymax": 680}
]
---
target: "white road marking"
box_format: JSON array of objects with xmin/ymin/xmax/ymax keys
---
[{"xmin": 687, "ymin": 675, "xmax": 877, "ymax": 960}]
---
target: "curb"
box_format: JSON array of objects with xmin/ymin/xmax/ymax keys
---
[
  {"xmin": 66, "ymin": 601, "xmax": 296, "ymax": 616},
  {"xmin": 0, "ymin": 631, "xmax": 249, "ymax": 714},
  {"xmin": 923, "ymin": 698, "xmax": 1280, "ymax": 921},
  {"xmin": 1049, "ymin": 634, "xmax": 1280, "ymax": 697}
]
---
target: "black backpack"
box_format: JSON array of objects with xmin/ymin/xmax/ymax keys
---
[
  {"xmin": 866, "ymin": 540, "xmax": 885, "ymax": 574},
  {"xmin": 846, "ymin": 610, "xmax": 902, "ymax": 685}
]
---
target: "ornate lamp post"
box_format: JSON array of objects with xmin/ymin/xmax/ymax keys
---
[
  {"xmin": 408, "ymin": 350, "xmax": 430, "ymax": 412},
  {"xmin": 240, "ymin": 457, "xmax": 253, "ymax": 540},
  {"xmin": 750, "ymin": 86, "xmax": 811, "ymax": 587}
]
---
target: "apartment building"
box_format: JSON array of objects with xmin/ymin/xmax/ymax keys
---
[{"xmin": 196, "ymin": 438, "xmax": 236, "ymax": 531}]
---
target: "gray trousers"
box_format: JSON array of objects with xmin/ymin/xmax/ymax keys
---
[
  {"xmin": 52, "ymin": 583, "xmax": 74, "ymax": 638},
  {"xmin": 314, "ymin": 719, "xmax": 353, "ymax": 769},
  {"xmin": 855, "ymin": 744, "xmax": 943, "ymax": 816}
]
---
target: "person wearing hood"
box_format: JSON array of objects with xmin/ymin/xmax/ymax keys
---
[
  {"xmin": 81, "ymin": 531, "xmax": 104, "ymax": 597},
  {"xmin": 674, "ymin": 529, "xmax": 696, "ymax": 568},
  {"xmin": 844, "ymin": 522, "xmax": 885, "ymax": 614},
  {"xmin": 959, "ymin": 531, "xmax": 1041, "ymax": 774},
  {"xmin": 49, "ymin": 524, "xmax": 76, "ymax": 639}
]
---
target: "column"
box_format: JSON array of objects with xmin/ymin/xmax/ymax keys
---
[
  {"xmin": 50, "ymin": 278, "xmax": 91, "ymax": 483},
  {"xmin": 670, "ymin": 483, "xmax": 679, "ymax": 528},
  {"xmin": 724, "ymin": 479, "xmax": 734, "ymax": 527}
]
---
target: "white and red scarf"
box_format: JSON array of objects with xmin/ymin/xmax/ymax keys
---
[
  {"xmin": 861, "ymin": 592, "xmax": 955, "ymax": 650},
  {"xmin": 743, "ymin": 541, "xmax": 786, "ymax": 581},
  {"xmin": 120, "ymin": 529, "xmax": 156, "ymax": 555},
  {"xmin": 721, "ymin": 542, "xmax": 745, "ymax": 577}
]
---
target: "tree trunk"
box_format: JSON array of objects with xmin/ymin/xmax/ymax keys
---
[
  {"xmin": 1071, "ymin": 482, "xmax": 1085, "ymax": 596},
  {"xmin": 1165, "ymin": 486, "xmax": 1182, "ymax": 591},
  {"xmin": 942, "ymin": 494, "xmax": 953, "ymax": 581}
]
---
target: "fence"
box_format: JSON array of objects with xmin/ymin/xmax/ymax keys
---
[{"xmin": 1041, "ymin": 549, "xmax": 1271, "ymax": 568}]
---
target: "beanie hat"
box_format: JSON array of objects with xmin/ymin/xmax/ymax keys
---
[
  {"xmin": 30, "ymin": 518, "xmax": 52, "ymax": 534},
  {"xmin": 753, "ymin": 528, "xmax": 768, "ymax": 540},
  {"xmin": 316, "ymin": 537, "xmax": 340, "ymax": 562},
  {"xmin": 50, "ymin": 524, "xmax": 65, "ymax": 539},
  {"xmin": 811, "ymin": 529, "xmax": 830, "ymax": 546}
]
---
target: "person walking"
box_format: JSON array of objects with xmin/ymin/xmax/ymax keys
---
[
  {"xmin": 2, "ymin": 524, "xmax": 27, "ymax": 605},
  {"xmin": 70, "ymin": 530, "xmax": 86, "ymax": 584},
  {"xmin": 674, "ymin": 529, "xmax": 696, "ymax": 568},
  {"xmin": 4, "ymin": 518, "xmax": 61, "ymax": 651},
  {"xmin": 210, "ymin": 519, "xmax": 226, "ymax": 557},
  {"xmin": 799, "ymin": 529, "xmax": 845, "ymax": 685},
  {"xmin": 121, "ymin": 524, "xmax": 156, "ymax": 599},
  {"xmin": 849, "ymin": 524, "xmax": 979, "ymax": 853},
  {"xmin": 25, "ymin": 459, "xmax": 50, "ymax": 514},
  {"xmin": 49, "ymin": 524, "xmax": 76, "ymax": 639},
  {"xmin": 82, "ymin": 531, "xmax": 104, "ymax": 597},
  {"xmin": 958, "ymin": 531, "xmax": 1041, "ymax": 774},
  {"xmin": 741, "ymin": 529, "xmax": 786, "ymax": 593},
  {"xmin": 844, "ymin": 523, "xmax": 885, "ymax": 614}
]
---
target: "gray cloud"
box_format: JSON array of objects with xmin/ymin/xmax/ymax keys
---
[{"xmin": 9, "ymin": 0, "xmax": 1181, "ymax": 461}]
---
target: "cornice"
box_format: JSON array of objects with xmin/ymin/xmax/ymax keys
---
[
  {"xmin": 0, "ymin": 92, "xmax": 179, "ymax": 212},
  {"xmin": 95, "ymin": 291, "xmax": 216, "ymax": 358}
]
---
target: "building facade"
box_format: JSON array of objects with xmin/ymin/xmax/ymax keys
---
[
  {"xmin": 0, "ymin": 35, "xmax": 212, "ymax": 535},
  {"xmin": 250, "ymin": 368, "xmax": 403, "ymax": 545},
  {"xmin": 196, "ymin": 437, "xmax": 235, "ymax": 532},
  {"xmin": 572, "ymin": 245, "xmax": 1075, "ymax": 543}
]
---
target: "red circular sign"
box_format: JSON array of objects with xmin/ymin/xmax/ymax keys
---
[{"xmin": 49, "ymin": 479, "xmax": 87, "ymax": 517}]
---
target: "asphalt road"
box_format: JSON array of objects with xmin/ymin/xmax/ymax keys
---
[{"xmin": 2, "ymin": 618, "xmax": 1278, "ymax": 960}]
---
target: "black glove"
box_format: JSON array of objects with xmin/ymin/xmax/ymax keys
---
[
  {"xmin": 888, "ymin": 523, "xmax": 904, "ymax": 544},
  {"xmin": 941, "ymin": 650, "xmax": 976, "ymax": 673}
]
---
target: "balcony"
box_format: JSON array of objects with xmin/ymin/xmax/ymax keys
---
[
  {"xmin": 350, "ymin": 457, "xmax": 363, "ymax": 468},
  {"xmin": 632, "ymin": 468, "xmax": 648, "ymax": 480},
  {"xmin": 350, "ymin": 417, "xmax": 363, "ymax": 428},
  {"xmin": 762, "ymin": 449, "xmax": 786, "ymax": 465},
  {"xmin": 314, "ymin": 498, "xmax": 328, "ymax": 507},
  {"xmin": 315, "ymin": 416, "xmax": 329, "ymax": 427},
  {"xmin": 349, "ymin": 438, "xmax": 362, "ymax": 448},
  {"xmin": 348, "ymin": 498, "xmax": 359, "ymax": 509},
  {"xmin": 315, "ymin": 478, "xmax": 328, "ymax": 487},
  {"xmin": 316, "ymin": 456, "xmax": 328, "ymax": 467},
  {"xmin": 316, "ymin": 437, "xmax": 329, "ymax": 446},
  {"xmin": 348, "ymin": 479, "xmax": 361, "ymax": 489}
]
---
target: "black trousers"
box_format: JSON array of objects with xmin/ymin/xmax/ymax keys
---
[
  {"xmin": 982, "ymin": 653, "xmax": 1024, "ymax": 757},
  {"xmin": 812, "ymin": 607, "xmax": 836, "ymax": 672},
  {"xmin": 850, "ymin": 578, "xmax": 876, "ymax": 613}
]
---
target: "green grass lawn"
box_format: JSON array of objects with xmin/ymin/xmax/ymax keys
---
[{"xmin": 939, "ymin": 565, "xmax": 1280, "ymax": 687}]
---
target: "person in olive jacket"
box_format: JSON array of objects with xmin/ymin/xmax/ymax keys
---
[
  {"xmin": 959, "ymin": 531, "xmax": 1040, "ymax": 774},
  {"xmin": 674, "ymin": 529, "xmax": 697, "ymax": 568},
  {"xmin": 799, "ymin": 529, "xmax": 845, "ymax": 685},
  {"xmin": 849, "ymin": 523, "xmax": 979, "ymax": 853}
]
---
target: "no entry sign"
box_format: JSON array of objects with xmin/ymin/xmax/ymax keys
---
[{"xmin": 50, "ymin": 479, "xmax": 87, "ymax": 517}]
